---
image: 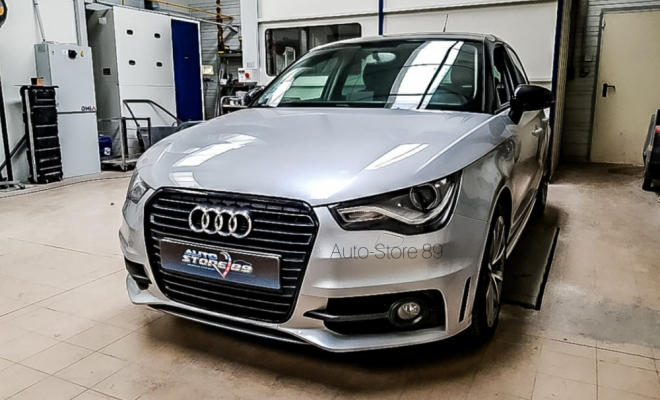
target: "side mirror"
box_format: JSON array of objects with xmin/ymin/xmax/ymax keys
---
[
  {"xmin": 243, "ymin": 86, "xmax": 265, "ymax": 106},
  {"xmin": 510, "ymin": 84, "xmax": 554, "ymax": 123}
]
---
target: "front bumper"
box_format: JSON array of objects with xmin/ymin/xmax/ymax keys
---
[{"xmin": 120, "ymin": 190, "xmax": 488, "ymax": 352}]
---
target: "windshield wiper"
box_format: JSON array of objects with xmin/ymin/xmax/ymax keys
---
[
  {"xmin": 278, "ymin": 101, "xmax": 340, "ymax": 108},
  {"xmin": 277, "ymin": 101, "xmax": 385, "ymax": 108}
]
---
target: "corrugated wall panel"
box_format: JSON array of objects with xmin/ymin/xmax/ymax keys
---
[
  {"xmin": 562, "ymin": 0, "xmax": 660, "ymax": 161},
  {"xmin": 189, "ymin": 0, "xmax": 242, "ymax": 119},
  {"xmin": 550, "ymin": 0, "xmax": 572, "ymax": 178}
]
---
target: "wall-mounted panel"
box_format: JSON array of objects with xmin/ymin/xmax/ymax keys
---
[{"xmin": 113, "ymin": 6, "xmax": 175, "ymax": 87}]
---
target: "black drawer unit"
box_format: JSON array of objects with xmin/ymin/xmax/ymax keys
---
[{"xmin": 20, "ymin": 86, "xmax": 63, "ymax": 184}]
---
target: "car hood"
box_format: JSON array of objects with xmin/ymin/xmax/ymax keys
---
[{"xmin": 138, "ymin": 108, "xmax": 505, "ymax": 206}]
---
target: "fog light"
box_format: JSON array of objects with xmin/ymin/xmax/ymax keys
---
[
  {"xmin": 397, "ymin": 301, "xmax": 421, "ymax": 320},
  {"xmin": 389, "ymin": 298, "xmax": 428, "ymax": 328}
]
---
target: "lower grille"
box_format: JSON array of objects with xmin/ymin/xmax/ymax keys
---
[{"xmin": 145, "ymin": 189, "xmax": 319, "ymax": 323}]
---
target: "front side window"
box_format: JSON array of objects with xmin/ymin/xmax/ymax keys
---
[
  {"xmin": 256, "ymin": 39, "xmax": 484, "ymax": 112},
  {"xmin": 493, "ymin": 46, "xmax": 514, "ymax": 108},
  {"xmin": 266, "ymin": 24, "xmax": 362, "ymax": 76}
]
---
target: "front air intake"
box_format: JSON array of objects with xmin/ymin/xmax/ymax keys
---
[{"xmin": 144, "ymin": 189, "xmax": 319, "ymax": 323}]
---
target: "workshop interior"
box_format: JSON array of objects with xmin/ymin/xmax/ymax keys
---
[{"xmin": 0, "ymin": 0, "xmax": 659, "ymax": 399}]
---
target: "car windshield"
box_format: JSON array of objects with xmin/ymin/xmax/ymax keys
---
[{"xmin": 255, "ymin": 39, "xmax": 483, "ymax": 112}]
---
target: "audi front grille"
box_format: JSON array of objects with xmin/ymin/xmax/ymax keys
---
[{"xmin": 144, "ymin": 188, "xmax": 319, "ymax": 323}]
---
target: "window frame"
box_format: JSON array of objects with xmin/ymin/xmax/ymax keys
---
[
  {"xmin": 492, "ymin": 44, "xmax": 517, "ymax": 112},
  {"xmin": 505, "ymin": 46, "xmax": 529, "ymax": 87}
]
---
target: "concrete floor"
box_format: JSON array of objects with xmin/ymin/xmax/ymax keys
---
[{"xmin": 0, "ymin": 163, "xmax": 659, "ymax": 400}]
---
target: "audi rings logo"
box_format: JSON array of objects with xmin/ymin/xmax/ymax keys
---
[{"xmin": 188, "ymin": 206, "xmax": 253, "ymax": 239}]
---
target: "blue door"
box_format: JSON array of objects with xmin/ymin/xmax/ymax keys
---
[{"xmin": 171, "ymin": 20, "xmax": 203, "ymax": 122}]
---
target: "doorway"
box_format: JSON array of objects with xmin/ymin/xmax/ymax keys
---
[
  {"xmin": 591, "ymin": 9, "xmax": 660, "ymax": 164},
  {"xmin": 172, "ymin": 19, "xmax": 203, "ymax": 122}
]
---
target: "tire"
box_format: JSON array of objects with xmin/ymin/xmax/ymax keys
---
[
  {"xmin": 469, "ymin": 204, "xmax": 507, "ymax": 343},
  {"xmin": 532, "ymin": 176, "xmax": 548, "ymax": 219},
  {"xmin": 642, "ymin": 165, "xmax": 653, "ymax": 191}
]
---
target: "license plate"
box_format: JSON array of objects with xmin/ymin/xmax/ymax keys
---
[{"xmin": 160, "ymin": 239, "xmax": 281, "ymax": 290}]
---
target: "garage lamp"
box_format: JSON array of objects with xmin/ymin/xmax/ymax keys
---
[
  {"xmin": 331, "ymin": 172, "xmax": 460, "ymax": 235},
  {"xmin": 0, "ymin": 0, "xmax": 6, "ymax": 29},
  {"xmin": 127, "ymin": 171, "xmax": 151, "ymax": 204}
]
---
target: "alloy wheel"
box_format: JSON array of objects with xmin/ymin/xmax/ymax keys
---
[{"xmin": 485, "ymin": 215, "xmax": 506, "ymax": 328}]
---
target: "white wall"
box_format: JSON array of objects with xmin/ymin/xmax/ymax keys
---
[
  {"xmin": 257, "ymin": 0, "xmax": 376, "ymax": 20},
  {"xmin": 385, "ymin": 2, "xmax": 558, "ymax": 84},
  {"xmin": 244, "ymin": 0, "xmax": 558, "ymax": 87},
  {"xmin": 0, "ymin": 0, "xmax": 78, "ymax": 181}
]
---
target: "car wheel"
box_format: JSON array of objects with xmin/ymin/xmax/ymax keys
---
[
  {"xmin": 642, "ymin": 166, "xmax": 653, "ymax": 191},
  {"xmin": 469, "ymin": 206, "xmax": 507, "ymax": 343},
  {"xmin": 532, "ymin": 176, "xmax": 548, "ymax": 218}
]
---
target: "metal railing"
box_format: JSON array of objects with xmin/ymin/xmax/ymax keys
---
[
  {"xmin": 122, "ymin": 99, "xmax": 181, "ymax": 128},
  {"xmin": 98, "ymin": 116, "xmax": 152, "ymax": 171}
]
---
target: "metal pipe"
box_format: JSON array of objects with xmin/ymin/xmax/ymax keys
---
[
  {"xmin": 145, "ymin": 0, "xmax": 233, "ymax": 20},
  {"xmin": 122, "ymin": 99, "xmax": 182, "ymax": 126},
  {"xmin": 95, "ymin": 0, "xmax": 238, "ymax": 28},
  {"xmin": 378, "ymin": 0, "xmax": 384, "ymax": 35},
  {"xmin": 578, "ymin": 0, "xmax": 590, "ymax": 77},
  {"xmin": 0, "ymin": 134, "xmax": 27, "ymax": 176},
  {"xmin": 32, "ymin": 0, "xmax": 47, "ymax": 42},
  {"xmin": 217, "ymin": 0, "xmax": 225, "ymax": 51},
  {"xmin": 22, "ymin": 88, "xmax": 38, "ymax": 183},
  {"xmin": 74, "ymin": 0, "xmax": 88, "ymax": 47},
  {"xmin": 0, "ymin": 74, "xmax": 13, "ymax": 181},
  {"xmin": 566, "ymin": 0, "xmax": 579, "ymax": 79}
]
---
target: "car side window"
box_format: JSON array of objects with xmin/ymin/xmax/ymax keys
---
[
  {"xmin": 506, "ymin": 47, "xmax": 529, "ymax": 87},
  {"xmin": 493, "ymin": 46, "xmax": 514, "ymax": 108}
]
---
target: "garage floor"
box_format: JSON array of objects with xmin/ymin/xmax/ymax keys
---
[{"xmin": 0, "ymin": 163, "xmax": 659, "ymax": 400}]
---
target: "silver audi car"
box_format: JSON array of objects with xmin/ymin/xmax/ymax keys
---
[{"xmin": 120, "ymin": 34, "xmax": 553, "ymax": 352}]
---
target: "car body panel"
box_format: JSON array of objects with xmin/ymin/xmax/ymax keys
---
[
  {"xmin": 643, "ymin": 111, "xmax": 660, "ymax": 177},
  {"xmin": 120, "ymin": 187, "xmax": 488, "ymax": 351},
  {"xmin": 499, "ymin": 110, "xmax": 546, "ymax": 230},
  {"xmin": 137, "ymin": 108, "xmax": 507, "ymax": 208}
]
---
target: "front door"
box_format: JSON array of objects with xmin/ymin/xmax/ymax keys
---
[
  {"xmin": 494, "ymin": 45, "xmax": 543, "ymax": 227},
  {"xmin": 591, "ymin": 10, "xmax": 660, "ymax": 164}
]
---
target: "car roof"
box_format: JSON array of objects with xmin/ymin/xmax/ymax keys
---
[{"xmin": 320, "ymin": 33, "xmax": 503, "ymax": 48}]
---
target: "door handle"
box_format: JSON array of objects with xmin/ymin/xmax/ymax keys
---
[
  {"xmin": 602, "ymin": 83, "xmax": 616, "ymax": 98},
  {"xmin": 532, "ymin": 126, "xmax": 544, "ymax": 137},
  {"xmin": 541, "ymin": 117, "xmax": 550, "ymax": 131}
]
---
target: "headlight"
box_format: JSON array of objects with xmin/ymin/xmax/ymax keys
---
[
  {"xmin": 126, "ymin": 171, "xmax": 151, "ymax": 204},
  {"xmin": 331, "ymin": 172, "xmax": 460, "ymax": 235}
]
